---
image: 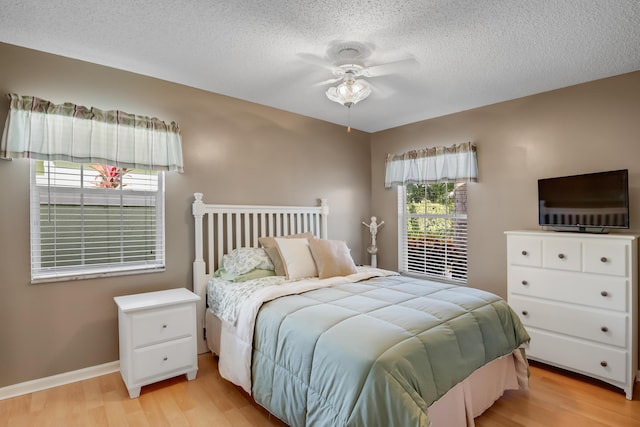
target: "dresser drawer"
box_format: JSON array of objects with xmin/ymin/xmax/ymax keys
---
[
  {"xmin": 133, "ymin": 337, "xmax": 196, "ymax": 383},
  {"xmin": 131, "ymin": 305, "xmax": 194, "ymax": 348},
  {"xmin": 583, "ymin": 240, "xmax": 628, "ymax": 277},
  {"xmin": 527, "ymin": 329, "xmax": 627, "ymax": 383},
  {"xmin": 508, "ymin": 267, "xmax": 628, "ymax": 311},
  {"xmin": 509, "ymin": 296, "xmax": 627, "ymax": 347},
  {"xmin": 542, "ymin": 238, "xmax": 581, "ymax": 271},
  {"xmin": 508, "ymin": 236, "xmax": 542, "ymax": 267}
]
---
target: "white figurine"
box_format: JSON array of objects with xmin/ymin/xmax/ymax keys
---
[{"xmin": 362, "ymin": 216, "xmax": 384, "ymax": 247}]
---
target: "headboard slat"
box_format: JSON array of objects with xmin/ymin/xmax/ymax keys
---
[
  {"xmin": 276, "ymin": 213, "xmax": 282, "ymax": 236},
  {"xmin": 206, "ymin": 213, "xmax": 213, "ymax": 276},
  {"xmin": 216, "ymin": 213, "xmax": 223, "ymax": 271}
]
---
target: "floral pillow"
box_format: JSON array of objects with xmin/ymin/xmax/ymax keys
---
[{"xmin": 222, "ymin": 247, "xmax": 274, "ymax": 275}]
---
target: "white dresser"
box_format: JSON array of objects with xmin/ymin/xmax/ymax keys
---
[
  {"xmin": 114, "ymin": 288, "xmax": 201, "ymax": 398},
  {"xmin": 505, "ymin": 230, "xmax": 638, "ymax": 399}
]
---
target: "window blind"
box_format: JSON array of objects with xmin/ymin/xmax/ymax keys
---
[
  {"xmin": 30, "ymin": 160, "xmax": 165, "ymax": 282},
  {"xmin": 398, "ymin": 183, "xmax": 468, "ymax": 284}
]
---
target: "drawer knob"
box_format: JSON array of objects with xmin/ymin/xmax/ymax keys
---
[
  {"xmin": 163, "ymin": 356, "xmax": 168, "ymax": 361},
  {"xmin": 600, "ymin": 257, "xmax": 608, "ymax": 263},
  {"xmin": 521, "ymin": 310, "xmax": 528, "ymax": 316},
  {"xmin": 558, "ymin": 253, "xmax": 565, "ymax": 259},
  {"xmin": 600, "ymin": 361, "xmax": 608, "ymax": 367},
  {"xmin": 521, "ymin": 280, "xmax": 528, "ymax": 286},
  {"xmin": 162, "ymin": 324, "xmax": 167, "ymax": 329},
  {"xmin": 601, "ymin": 326, "xmax": 609, "ymax": 333},
  {"xmin": 601, "ymin": 291, "xmax": 609, "ymax": 297},
  {"xmin": 521, "ymin": 250, "xmax": 528, "ymax": 256}
]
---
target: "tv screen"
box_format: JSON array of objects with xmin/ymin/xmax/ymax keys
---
[{"xmin": 538, "ymin": 169, "xmax": 629, "ymax": 231}]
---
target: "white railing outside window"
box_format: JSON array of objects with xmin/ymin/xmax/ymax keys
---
[
  {"xmin": 398, "ymin": 183, "xmax": 468, "ymax": 284},
  {"xmin": 30, "ymin": 160, "xmax": 165, "ymax": 282}
]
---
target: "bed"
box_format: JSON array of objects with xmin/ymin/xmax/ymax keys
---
[{"xmin": 192, "ymin": 193, "xmax": 529, "ymax": 426}]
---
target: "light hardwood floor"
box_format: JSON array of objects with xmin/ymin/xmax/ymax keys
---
[{"xmin": 1, "ymin": 355, "xmax": 639, "ymax": 426}]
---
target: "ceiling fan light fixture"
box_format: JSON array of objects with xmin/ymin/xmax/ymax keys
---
[{"xmin": 326, "ymin": 78, "xmax": 371, "ymax": 107}]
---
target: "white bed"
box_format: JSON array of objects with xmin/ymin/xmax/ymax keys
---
[{"xmin": 192, "ymin": 193, "xmax": 528, "ymax": 426}]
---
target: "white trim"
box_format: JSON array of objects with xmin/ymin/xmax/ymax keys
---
[
  {"xmin": 31, "ymin": 265, "xmax": 166, "ymax": 284},
  {"xmin": 397, "ymin": 186, "xmax": 405, "ymax": 273},
  {"xmin": 0, "ymin": 360, "xmax": 120, "ymax": 400}
]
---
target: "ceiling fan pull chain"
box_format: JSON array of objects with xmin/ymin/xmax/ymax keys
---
[{"xmin": 347, "ymin": 105, "xmax": 351, "ymax": 133}]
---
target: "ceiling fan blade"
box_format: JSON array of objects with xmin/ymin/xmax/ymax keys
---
[
  {"xmin": 365, "ymin": 57, "xmax": 419, "ymax": 77},
  {"xmin": 296, "ymin": 52, "xmax": 335, "ymax": 71},
  {"xmin": 367, "ymin": 80, "xmax": 396, "ymax": 99},
  {"xmin": 313, "ymin": 77, "xmax": 343, "ymax": 87}
]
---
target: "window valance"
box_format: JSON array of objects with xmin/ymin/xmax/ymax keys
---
[
  {"xmin": 384, "ymin": 142, "xmax": 478, "ymax": 188},
  {"xmin": 1, "ymin": 94, "xmax": 184, "ymax": 172}
]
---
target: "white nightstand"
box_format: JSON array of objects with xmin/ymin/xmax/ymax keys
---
[{"xmin": 114, "ymin": 288, "xmax": 201, "ymax": 398}]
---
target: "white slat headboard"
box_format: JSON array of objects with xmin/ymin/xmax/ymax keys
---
[{"xmin": 191, "ymin": 192, "xmax": 329, "ymax": 352}]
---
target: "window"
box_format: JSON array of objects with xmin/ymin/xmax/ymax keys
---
[
  {"xmin": 398, "ymin": 182, "xmax": 468, "ymax": 284},
  {"xmin": 2, "ymin": 94, "xmax": 182, "ymax": 283},
  {"xmin": 30, "ymin": 160, "xmax": 165, "ymax": 282}
]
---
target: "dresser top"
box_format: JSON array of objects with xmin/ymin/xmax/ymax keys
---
[
  {"xmin": 505, "ymin": 230, "xmax": 639, "ymax": 240},
  {"xmin": 114, "ymin": 288, "xmax": 200, "ymax": 312}
]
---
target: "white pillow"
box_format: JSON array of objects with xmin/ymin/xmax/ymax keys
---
[{"xmin": 274, "ymin": 237, "xmax": 318, "ymax": 280}]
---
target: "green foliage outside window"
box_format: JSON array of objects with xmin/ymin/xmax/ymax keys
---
[{"xmin": 406, "ymin": 183, "xmax": 457, "ymax": 237}]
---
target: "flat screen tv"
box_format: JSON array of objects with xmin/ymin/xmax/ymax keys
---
[{"xmin": 538, "ymin": 169, "xmax": 629, "ymax": 232}]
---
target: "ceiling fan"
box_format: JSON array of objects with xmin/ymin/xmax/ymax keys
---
[{"xmin": 299, "ymin": 41, "xmax": 418, "ymax": 108}]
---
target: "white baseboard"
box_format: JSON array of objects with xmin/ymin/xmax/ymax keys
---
[{"xmin": 0, "ymin": 361, "xmax": 120, "ymax": 401}]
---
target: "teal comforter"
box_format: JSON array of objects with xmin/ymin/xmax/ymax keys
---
[{"xmin": 252, "ymin": 275, "xmax": 529, "ymax": 427}]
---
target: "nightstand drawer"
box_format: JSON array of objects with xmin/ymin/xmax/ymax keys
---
[
  {"xmin": 132, "ymin": 305, "xmax": 194, "ymax": 348},
  {"xmin": 133, "ymin": 337, "xmax": 195, "ymax": 383}
]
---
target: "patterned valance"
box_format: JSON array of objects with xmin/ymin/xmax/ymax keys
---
[
  {"xmin": 1, "ymin": 94, "xmax": 184, "ymax": 172},
  {"xmin": 384, "ymin": 142, "xmax": 478, "ymax": 188}
]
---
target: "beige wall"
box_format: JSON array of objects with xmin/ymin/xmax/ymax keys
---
[
  {"xmin": 371, "ymin": 71, "xmax": 640, "ymax": 298},
  {"xmin": 0, "ymin": 42, "xmax": 372, "ymax": 388}
]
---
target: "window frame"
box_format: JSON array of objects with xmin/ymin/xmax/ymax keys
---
[
  {"xmin": 29, "ymin": 160, "xmax": 166, "ymax": 283},
  {"xmin": 397, "ymin": 182, "xmax": 469, "ymax": 285}
]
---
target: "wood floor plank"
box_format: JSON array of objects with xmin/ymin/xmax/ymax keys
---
[
  {"xmin": 475, "ymin": 362, "xmax": 640, "ymax": 427},
  {"xmin": 2, "ymin": 355, "xmax": 639, "ymax": 426}
]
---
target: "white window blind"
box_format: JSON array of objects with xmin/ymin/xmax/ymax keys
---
[
  {"xmin": 30, "ymin": 160, "xmax": 165, "ymax": 282},
  {"xmin": 398, "ymin": 183, "xmax": 468, "ymax": 284}
]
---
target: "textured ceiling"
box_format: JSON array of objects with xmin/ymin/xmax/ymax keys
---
[{"xmin": 1, "ymin": 0, "xmax": 639, "ymax": 132}]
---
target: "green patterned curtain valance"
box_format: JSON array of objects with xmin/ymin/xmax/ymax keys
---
[
  {"xmin": 1, "ymin": 94, "xmax": 184, "ymax": 172},
  {"xmin": 384, "ymin": 142, "xmax": 478, "ymax": 188}
]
